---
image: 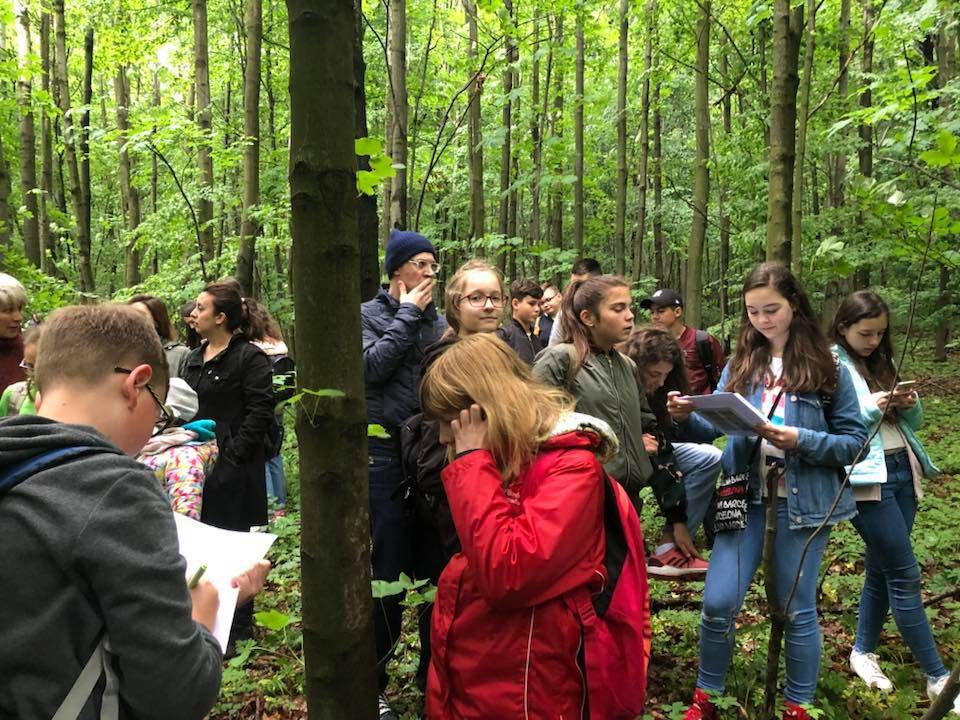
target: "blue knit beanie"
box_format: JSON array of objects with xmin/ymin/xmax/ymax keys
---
[{"xmin": 384, "ymin": 229, "xmax": 436, "ymax": 276}]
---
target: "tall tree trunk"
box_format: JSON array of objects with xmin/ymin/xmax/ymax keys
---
[
  {"xmin": 686, "ymin": 0, "xmax": 710, "ymax": 329},
  {"xmin": 549, "ymin": 16, "xmax": 565, "ymax": 256},
  {"xmin": 652, "ymin": 81, "xmax": 665, "ymax": 282},
  {"xmin": 0, "ymin": 134, "xmax": 11, "ymax": 251},
  {"xmin": 286, "ymin": 0, "xmax": 377, "ymax": 715},
  {"xmin": 464, "ymin": 0, "xmax": 485, "ymax": 251},
  {"xmin": 853, "ymin": 0, "xmax": 874, "ymax": 290},
  {"xmin": 193, "ymin": 0, "xmax": 215, "ymax": 260},
  {"xmin": 237, "ymin": 0, "xmax": 262, "ymax": 295},
  {"xmin": 151, "ymin": 70, "xmax": 160, "ymax": 275},
  {"xmin": 115, "ymin": 68, "xmax": 142, "ymax": 286},
  {"xmin": 634, "ymin": 0, "xmax": 654, "ymax": 281},
  {"xmin": 765, "ymin": 0, "xmax": 802, "ymax": 265},
  {"xmin": 388, "ymin": 0, "xmax": 408, "ymax": 229},
  {"xmin": 573, "ymin": 7, "xmax": 584, "ymax": 257},
  {"xmin": 759, "ymin": 20, "xmax": 771, "ymax": 151},
  {"xmin": 497, "ymin": 0, "xmax": 514, "ymax": 272},
  {"xmin": 530, "ymin": 8, "xmax": 543, "ymax": 277},
  {"xmin": 355, "ymin": 0, "xmax": 380, "ymax": 301},
  {"xmin": 53, "ymin": 0, "xmax": 94, "ymax": 291},
  {"xmin": 39, "ymin": 9, "xmax": 53, "ymax": 273},
  {"xmin": 16, "ymin": 0, "xmax": 40, "ymax": 266},
  {"xmin": 613, "ymin": 0, "xmax": 628, "ymax": 276},
  {"xmin": 934, "ymin": 10, "xmax": 955, "ymax": 362},
  {"xmin": 790, "ymin": 0, "xmax": 816, "ymax": 276},
  {"xmin": 719, "ymin": 48, "xmax": 731, "ymax": 327}
]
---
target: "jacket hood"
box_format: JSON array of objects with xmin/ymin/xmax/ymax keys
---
[
  {"xmin": 540, "ymin": 411, "xmax": 619, "ymax": 464},
  {"xmin": 0, "ymin": 415, "xmax": 123, "ymax": 472}
]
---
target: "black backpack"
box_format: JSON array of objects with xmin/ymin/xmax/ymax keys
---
[{"xmin": 694, "ymin": 329, "xmax": 720, "ymax": 393}]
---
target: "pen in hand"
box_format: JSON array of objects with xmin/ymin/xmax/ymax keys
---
[{"xmin": 188, "ymin": 563, "xmax": 208, "ymax": 590}]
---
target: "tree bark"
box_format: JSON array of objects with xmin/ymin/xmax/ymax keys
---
[
  {"xmin": 634, "ymin": 0, "xmax": 654, "ymax": 281},
  {"xmin": 355, "ymin": 0, "xmax": 380, "ymax": 301},
  {"xmin": 830, "ymin": 0, "xmax": 850, "ymax": 210},
  {"xmin": 686, "ymin": 0, "xmax": 710, "ymax": 329},
  {"xmin": 0, "ymin": 134, "xmax": 11, "ymax": 251},
  {"xmin": 765, "ymin": 0, "xmax": 802, "ymax": 265},
  {"xmin": 115, "ymin": 68, "xmax": 142, "ymax": 286},
  {"xmin": 16, "ymin": 0, "xmax": 40, "ymax": 266},
  {"xmin": 574, "ymin": 7, "xmax": 584, "ymax": 258},
  {"xmin": 464, "ymin": 0, "xmax": 485, "ymax": 251},
  {"xmin": 934, "ymin": 10, "xmax": 955, "ymax": 362},
  {"xmin": 549, "ymin": 16, "xmax": 565, "ymax": 257},
  {"xmin": 652, "ymin": 81, "xmax": 665, "ymax": 282},
  {"xmin": 286, "ymin": 0, "xmax": 377, "ymax": 715},
  {"xmin": 853, "ymin": 0, "xmax": 874, "ymax": 290},
  {"xmin": 388, "ymin": 0, "xmax": 408, "ymax": 230},
  {"xmin": 530, "ymin": 7, "xmax": 543, "ymax": 277},
  {"xmin": 39, "ymin": 9, "xmax": 53, "ymax": 273},
  {"xmin": 614, "ymin": 0, "xmax": 628, "ymax": 276},
  {"xmin": 193, "ymin": 0, "xmax": 215, "ymax": 260},
  {"xmin": 53, "ymin": 0, "xmax": 94, "ymax": 291},
  {"xmin": 719, "ymin": 48, "xmax": 731, "ymax": 327},
  {"xmin": 790, "ymin": 0, "xmax": 816, "ymax": 276},
  {"xmin": 498, "ymin": 0, "xmax": 515, "ymax": 272},
  {"xmin": 236, "ymin": 0, "xmax": 262, "ymax": 295}
]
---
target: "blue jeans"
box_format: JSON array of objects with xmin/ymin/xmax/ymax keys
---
[
  {"xmin": 698, "ymin": 499, "xmax": 831, "ymax": 704},
  {"xmin": 368, "ymin": 439, "xmax": 443, "ymax": 692},
  {"xmin": 851, "ymin": 449, "xmax": 948, "ymax": 679},
  {"xmin": 673, "ymin": 442, "xmax": 722, "ymax": 538},
  {"xmin": 264, "ymin": 455, "xmax": 287, "ymax": 507}
]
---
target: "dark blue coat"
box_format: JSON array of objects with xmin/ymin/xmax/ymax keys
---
[{"xmin": 361, "ymin": 288, "xmax": 448, "ymax": 428}]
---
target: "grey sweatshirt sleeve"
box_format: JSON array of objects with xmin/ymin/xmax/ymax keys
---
[{"xmin": 75, "ymin": 470, "xmax": 222, "ymax": 719}]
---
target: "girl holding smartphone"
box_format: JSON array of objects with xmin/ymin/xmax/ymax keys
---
[{"xmin": 831, "ymin": 290, "xmax": 956, "ymax": 712}]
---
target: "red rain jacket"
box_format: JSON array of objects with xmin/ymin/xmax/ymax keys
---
[{"xmin": 426, "ymin": 430, "xmax": 650, "ymax": 719}]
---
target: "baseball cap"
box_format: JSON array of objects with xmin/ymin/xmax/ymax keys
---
[{"xmin": 640, "ymin": 288, "xmax": 684, "ymax": 310}]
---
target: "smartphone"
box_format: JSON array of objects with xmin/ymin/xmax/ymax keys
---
[{"xmin": 893, "ymin": 380, "xmax": 916, "ymax": 394}]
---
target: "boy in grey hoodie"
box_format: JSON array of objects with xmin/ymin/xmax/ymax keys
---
[{"xmin": 0, "ymin": 304, "xmax": 266, "ymax": 720}]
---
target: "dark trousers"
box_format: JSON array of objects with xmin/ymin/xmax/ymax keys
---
[{"xmin": 369, "ymin": 439, "xmax": 444, "ymax": 692}]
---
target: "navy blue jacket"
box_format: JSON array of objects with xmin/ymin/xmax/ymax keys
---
[{"xmin": 361, "ymin": 288, "xmax": 448, "ymax": 428}]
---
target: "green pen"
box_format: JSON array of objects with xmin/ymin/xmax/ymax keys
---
[{"xmin": 188, "ymin": 563, "xmax": 208, "ymax": 590}]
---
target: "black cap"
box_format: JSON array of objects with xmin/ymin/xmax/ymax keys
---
[{"xmin": 640, "ymin": 288, "xmax": 684, "ymax": 310}]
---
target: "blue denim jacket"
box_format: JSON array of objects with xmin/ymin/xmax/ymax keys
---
[{"xmin": 681, "ymin": 360, "xmax": 867, "ymax": 530}]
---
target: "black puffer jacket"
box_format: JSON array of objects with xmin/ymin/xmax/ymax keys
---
[{"xmin": 361, "ymin": 288, "xmax": 448, "ymax": 428}]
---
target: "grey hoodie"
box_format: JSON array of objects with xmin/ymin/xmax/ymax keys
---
[{"xmin": 0, "ymin": 416, "xmax": 222, "ymax": 720}]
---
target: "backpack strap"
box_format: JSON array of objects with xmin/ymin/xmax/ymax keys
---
[
  {"xmin": 593, "ymin": 470, "xmax": 628, "ymax": 617},
  {"xmin": 0, "ymin": 446, "xmax": 106, "ymax": 497},
  {"xmin": 51, "ymin": 635, "xmax": 119, "ymax": 720},
  {"xmin": 694, "ymin": 329, "xmax": 718, "ymax": 392}
]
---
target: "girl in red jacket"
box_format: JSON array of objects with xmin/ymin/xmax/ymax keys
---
[{"xmin": 420, "ymin": 332, "xmax": 651, "ymax": 719}]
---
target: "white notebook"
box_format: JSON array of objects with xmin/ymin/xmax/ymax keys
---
[{"xmin": 684, "ymin": 392, "xmax": 768, "ymax": 435}]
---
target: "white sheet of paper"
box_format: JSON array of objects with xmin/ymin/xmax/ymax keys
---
[
  {"xmin": 173, "ymin": 513, "xmax": 277, "ymax": 652},
  {"xmin": 684, "ymin": 392, "xmax": 769, "ymax": 435}
]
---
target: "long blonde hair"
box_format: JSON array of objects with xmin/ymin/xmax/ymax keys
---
[{"xmin": 420, "ymin": 333, "xmax": 574, "ymax": 485}]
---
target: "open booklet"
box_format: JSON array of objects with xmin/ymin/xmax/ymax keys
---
[
  {"xmin": 682, "ymin": 392, "xmax": 768, "ymax": 435},
  {"xmin": 174, "ymin": 513, "xmax": 277, "ymax": 652}
]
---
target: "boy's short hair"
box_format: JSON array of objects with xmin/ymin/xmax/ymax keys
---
[
  {"xmin": 510, "ymin": 278, "xmax": 543, "ymax": 302},
  {"xmin": 0, "ymin": 273, "xmax": 27, "ymax": 312},
  {"xmin": 35, "ymin": 304, "xmax": 169, "ymax": 394}
]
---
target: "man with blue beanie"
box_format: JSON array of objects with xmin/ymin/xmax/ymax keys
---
[{"xmin": 361, "ymin": 229, "xmax": 447, "ymax": 718}]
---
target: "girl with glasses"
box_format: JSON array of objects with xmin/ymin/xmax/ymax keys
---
[{"xmin": 0, "ymin": 324, "xmax": 41, "ymax": 417}]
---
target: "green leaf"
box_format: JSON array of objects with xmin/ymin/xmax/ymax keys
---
[
  {"xmin": 355, "ymin": 137, "xmax": 382, "ymax": 156},
  {"xmin": 368, "ymin": 424, "xmax": 391, "ymax": 438},
  {"xmin": 255, "ymin": 610, "xmax": 293, "ymax": 631}
]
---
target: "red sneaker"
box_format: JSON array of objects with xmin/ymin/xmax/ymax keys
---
[
  {"xmin": 783, "ymin": 702, "xmax": 811, "ymax": 720},
  {"xmin": 684, "ymin": 688, "xmax": 718, "ymax": 720},
  {"xmin": 647, "ymin": 546, "xmax": 709, "ymax": 579}
]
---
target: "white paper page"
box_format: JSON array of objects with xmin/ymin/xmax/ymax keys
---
[
  {"xmin": 173, "ymin": 513, "xmax": 277, "ymax": 652},
  {"xmin": 684, "ymin": 392, "xmax": 768, "ymax": 435}
]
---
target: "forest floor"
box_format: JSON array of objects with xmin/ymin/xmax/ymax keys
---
[{"xmin": 210, "ymin": 349, "xmax": 960, "ymax": 720}]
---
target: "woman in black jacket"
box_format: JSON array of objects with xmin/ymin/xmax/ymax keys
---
[{"xmin": 182, "ymin": 282, "xmax": 275, "ymax": 532}]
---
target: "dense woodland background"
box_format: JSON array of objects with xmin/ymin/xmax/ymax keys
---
[{"xmin": 0, "ymin": 0, "xmax": 956, "ymax": 347}]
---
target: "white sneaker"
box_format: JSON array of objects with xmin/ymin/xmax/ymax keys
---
[
  {"xmin": 850, "ymin": 648, "xmax": 893, "ymax": 692},
  {"xmin": 926, "ymin": 674, "xmax": 960, "ymax": 715}
]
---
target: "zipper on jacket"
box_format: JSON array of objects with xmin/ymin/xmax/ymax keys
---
[
  {"xmin": 602, "ymin": 353, "xmax": 631, "ymax": 481},
  {"xmin": 523, "ymin": 607, "xmax": 536, "ymax": 720}
]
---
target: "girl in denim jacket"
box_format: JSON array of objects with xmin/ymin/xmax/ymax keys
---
[
  {"xmin": 831, "ymin": 290, "xmax": 957, "ymax": 714},
  {"xmin": 668, "ymin": 263, "xmax": 867, "ymax": 720}
]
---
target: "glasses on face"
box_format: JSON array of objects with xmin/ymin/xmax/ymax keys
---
[
  {"xmin": 114, "ymin": 367, "xmax": 174, "ymax": 437},
  {"xmin": 540, "ymin": 295, "xmax": 558, "ymax": 306},
  {"xmin": 407, "ymin": 259, "xmax": 441, "ymax": 274},
  {"xmin": 459, "ymin": 293, "xmax": 506, "ymax": 309}
]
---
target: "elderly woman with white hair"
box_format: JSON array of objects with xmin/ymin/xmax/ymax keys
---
[{"xmin": 0, "ymin": 273, "xmax": 27, "ymax": 392}]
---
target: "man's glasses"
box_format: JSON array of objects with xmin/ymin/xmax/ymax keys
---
[
  {"xmin": 540, "ymin": 295, "xmax": 558, "ymax": 306},
  {"xmin": 407, "ymin": 259, "xmax": 441, "ymax": 274},
  {"xmin": 114, "ymin": 367, "xmax": 174, "ymax": 437},
  {"xmin": 459, "ymin": 293, "xmax": 506, "ymax": 308}
]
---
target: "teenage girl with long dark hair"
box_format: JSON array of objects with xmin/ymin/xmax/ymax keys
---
[
  {"xmin": 669, "ymin": 262, "xmax": 867, "ymax": 720},
  {"xmin": 830, "ymin": 290, "xmax": 957, "ymax": 712}
]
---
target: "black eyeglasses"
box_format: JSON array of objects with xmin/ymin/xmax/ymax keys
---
[
  {"xmin": 459, "ymin": 293, "xmax": 506, "ymax": 308},
  {"xmin": 114, "ymin": 367, "xmax": 174, "ymax": 437}
]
